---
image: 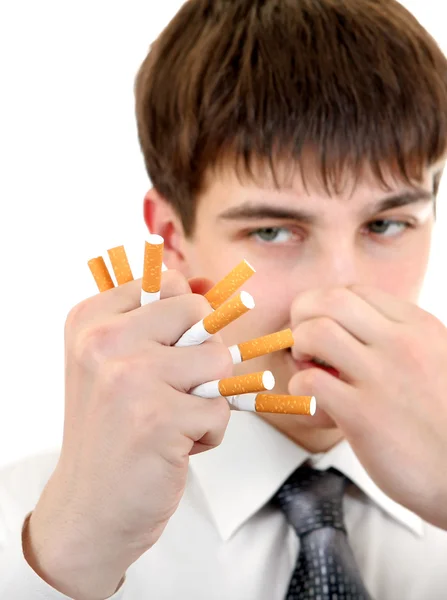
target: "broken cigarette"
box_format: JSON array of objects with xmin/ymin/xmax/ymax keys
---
[
  {"xmin": 190, "ymin": 371, "xmax": 275, "ymax": 398},
  {"xmin": 229, "ymin": 393, "xmax": 316, "ymax": 415},
  {"xmin": 175, "ymin": 291, "xmax": 255, "ymax": 347},
  {"xmin": 204, "ymin": 259, "xmax": 255, "ymax": 310},
  {"xmin": 88, "ymin": 257, "xmax": 115, "ymax": 292},
  {"xmin": 229, "ymin": 329, "xmax": 294, "ymax": 364},
  {"xmin": 141, "ymin": 234, "xmax": 164, "ymax": 305},
  {"xmin": 107, "ymin": 245, "xmax": 134, "ymax": 286}
]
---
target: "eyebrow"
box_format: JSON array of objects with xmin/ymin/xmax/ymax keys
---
[{"xmin": 217, "ymin": 190, "xmax": 434, "ymax": 224}]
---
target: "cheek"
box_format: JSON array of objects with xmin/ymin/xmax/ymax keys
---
[
  {"xmin": 375, "ymin": 238, "xmax": 432, "ymax": 302},
  {"xmin": 187, "ymin": 233, "xmax": 245, "ymax": 285}
]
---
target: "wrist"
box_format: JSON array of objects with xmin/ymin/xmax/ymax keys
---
[{"xmin": 23, "ymin": 511, "xmax": 126, "ymax": 600}]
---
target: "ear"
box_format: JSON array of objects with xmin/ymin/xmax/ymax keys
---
[{"xmin": 143, "ymin": 188, "xmax": 191, "ymax": 275}]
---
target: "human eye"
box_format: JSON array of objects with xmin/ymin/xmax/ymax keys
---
[
  {"xmin": 248, "ymin": 227, "xmax": 296, "ymax": 244},
  {"xmin": 366, "ymin": 219, "xmax": 416, "ymax": 238}
]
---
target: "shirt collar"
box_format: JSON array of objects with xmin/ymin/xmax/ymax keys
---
[
  {"xmin": 310, "ymin": 439, "xmax": 424, "ymax": 537},
  {"xmin": 190, "ymin": 413, "xmax": 423, "ymax": 541}
]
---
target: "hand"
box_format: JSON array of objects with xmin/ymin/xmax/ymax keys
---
[
  {"xmin": 24, "ymin": 272, "xmax": 233, "ymax": 600},
  {"xmin": 289, "ymin": 285, "xmax": 447, "ymax": 530}
]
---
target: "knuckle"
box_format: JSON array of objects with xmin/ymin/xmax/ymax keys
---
[
  {"xmin": 193, "ymin": 292, "xmax": 214, "ymax": 315},
  {"xmin": 100, "ymin": 358, "xmax": 134, "ymax": 393},
  {"xmin": 184, "ymin": 293, "xmax": 214, "ymax": 322},
  {"xmin": 73, "ymin": 324, "xmax": 117, "ymax": 368},
  {"xmin": 421, "ymin": 310, "xmax": 444, "ymax": 334},
  {"xmin": 402, "ymin": 338, "xmax": 426, "ymax": 368},
  {"xmin": 289, "ymin": 369, "xmax": 320, "ymax": 395},
  {"xmin": 140, "ymin": 344, "xmax": 167, "ymax": 378},
  {"xmin": 133, "ymin": 398, "xmax": 171, "ymax": 435},
  {"xmin": 65, "ymin": 300, "xmax": 90, "ymax": 335},
  {"xmin": 100, "ymin": 354, "xmax": 163, "ymax": 415},
  {"xmin": 388, "ymin": 326, "xmax": 412, "ymax": 354},
  {"xmin": 387, "ymin": 326, "xmax": 428, "ymax": 371},
  {"xmin": 161, "ymin": 269, "xmax": 192, "ymax": 298},
  {"xmin": 144, "ymin": 339, "xmax": 163, "ymax": 366},
  {"xmin": 301, "ymin": 368, "xmax": 319, "ymax": 390},
  {"xmin": 324, "ymin": 287, "xmax": 350, "ymax": 312},
  {"xmin": 313, "ymin": 317, "xmax": 337, "ymax": 342},
  {"xmin": 206, "ymin": 399, "xmax": 231, "ymax": 445},
  {"xmin": 204, "ymin": 341, "xmax": 234, "ymax": 379},
  {"xmin": 290, "ymin": 294, "xmax": 300, "ymax": 320},
  {"xmin": 107, "ymin": 350, "xmax": 162, "ymax": 390},
  {"xmin": 215, "ymin": 396, "xmax": 231, "ymax": 425}
]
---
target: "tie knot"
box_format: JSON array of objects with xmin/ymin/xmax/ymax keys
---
[{"xmin": 273, "ymin": 465, "xmax": 347, "ymax": 536}]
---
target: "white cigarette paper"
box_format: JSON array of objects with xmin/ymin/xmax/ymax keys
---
[
  {"xmin": 141, "ymin": 290, "xmax": 161, "ymax": 304},
  {"xmin": 229, "ymin": 345, "xmax": 242, "ymax": 364},
  {"xmin": 175, "ymin": 320, "xmax": 212, "ymax": 348},
  {"xmin": 175, "ymin": 291, "xmax": 254, "ymax": 347},
  {"xmin": 227, "ymin": 393, "xmax": 260, "ymax": 411}
]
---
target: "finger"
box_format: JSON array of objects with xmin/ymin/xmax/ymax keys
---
[
  {"xmin": 288, "ymin": 367, "xmax": 359, "ymax": 429},
  {"xmin": 143, "ymin": 273, "xmax": 214, "ymax": 306},
  {"xmin": 175, "ymin": 392, "xmax": 231, "ymax": 447},
  {"xmin": 160, "ymin": 270, "xmax": 193, "ymax": 299},
  {"xmin": 109, "ymin": 293, "xmax": 215, "ymax": 349},
  {"xmin": 72, "ymin": 271, "xmax": 194, "ymax": 328},
  {"xmin": 114, "ymin": 271, "xmax": 209, "ymax": 307},
  {"xmin": 105, "ymin": 340, "xmax": 232, "ymax": 395},
  {"xmin": 348, "ymin": 284, "xmax": 420, "ymax": 323},
  {"xmin": 291, "ymin": 287, "xmax": 393, "ymax": 347},
  {"xmin": 153, "ymin": 341, "xmax": 234, "ymax": 391},
  {"xmin": 292, "ymin": 317, "xmax": 373, "ymax": 383}
]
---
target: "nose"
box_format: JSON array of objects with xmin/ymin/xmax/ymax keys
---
[{"xmin": 300, "ymin": 234, "xmax": 365, "ymax": 289}]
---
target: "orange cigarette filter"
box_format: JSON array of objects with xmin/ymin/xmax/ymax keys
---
[
  {"xmin": 255, "ymin": 394, "xmax": 315, "ymax": 416},
  {"xmin": 204, "ymin": 259, "xmax": 255, "ymax": 310},
  {"xmin": 203, "ymin": 291, "xmax": 254, "ymax": 335},
  {"xmin": 218, "ymin": 371, "xmax": 273, "ymax": 396},
  {"xmin": 238, "ymin": 329, "xmax": 294, "ymax": 362},
  {"xmin": 143, "ymin": 237, "xmax": 164, "ymax": 293},
  {"xmin": 88, "ymin": 257, "xmax": 115, "ymax": 292},
  {"xmin": 107, "ymin": 245, "xmax": 134, "ymax": 285}
]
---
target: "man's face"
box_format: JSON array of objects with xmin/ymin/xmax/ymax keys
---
[{"xmin": 172, "ymin": 162, "xmax": 437, "ymax": 447}]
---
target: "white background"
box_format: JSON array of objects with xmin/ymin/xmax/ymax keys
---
[{"xmin": 0, "ymin": 1, "xmax": 445, "ymax": 469}]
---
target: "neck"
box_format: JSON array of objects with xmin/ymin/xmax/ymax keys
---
[{"xmin": 259, "ymin": 413, "xmax": 344, "ymax": 453}]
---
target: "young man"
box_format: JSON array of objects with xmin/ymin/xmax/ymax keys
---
[{"xmin": 2, "ymin": 0, "xmax": 447, "ymax": 598}]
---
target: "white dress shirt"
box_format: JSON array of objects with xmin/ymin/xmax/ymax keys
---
[{"xmin": 1, "ymin": 411, "xmax": 447, "ymax": 599}]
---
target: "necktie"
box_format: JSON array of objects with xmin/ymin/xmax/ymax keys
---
[{"xmin": 273, "ymin": 464, "xmax": 372, "ymax": 600}]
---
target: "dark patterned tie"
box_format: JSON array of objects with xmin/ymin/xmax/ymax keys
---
[{"xmin": 273, "ymin": 464, "xmax": 372, "ymax": 600}]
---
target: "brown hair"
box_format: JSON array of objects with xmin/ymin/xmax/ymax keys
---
[{"xmin": 135, "ymin": 0, "xmax": 447, "ymax": 236}]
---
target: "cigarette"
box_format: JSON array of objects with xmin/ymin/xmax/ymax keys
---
[
  {"xmin": 141, "ymin": 234, "xmax": 164, "ymax": 305},
  {"xmin": 88, "ymin": 257, "xmax": 115, "ymax": 292},
  {"xmin": 107, "ymin": 245, "xmax": 134, "ymax": 285},
  {"xmin": 229, "ymin": 329, "xmax": 294, "ymax": 364},
  {"xmin": 228, "ymin": 393, "xmax": 316, "ymax": 415},
  {"xmin": 204, "ymin": 259, "xmax": 255, "ymax": 310},
  {"xmin": 190, "ymin": 371, "xmax": 275, "ymax": 398},
  {"xmin": 175, "ymin": 291, "xmax": 255, "ymax": 347}
]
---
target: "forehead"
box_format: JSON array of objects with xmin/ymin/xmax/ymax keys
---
[{"xmin": 199, "ymin": 156, "xmax": 438, "ymax": 211}]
